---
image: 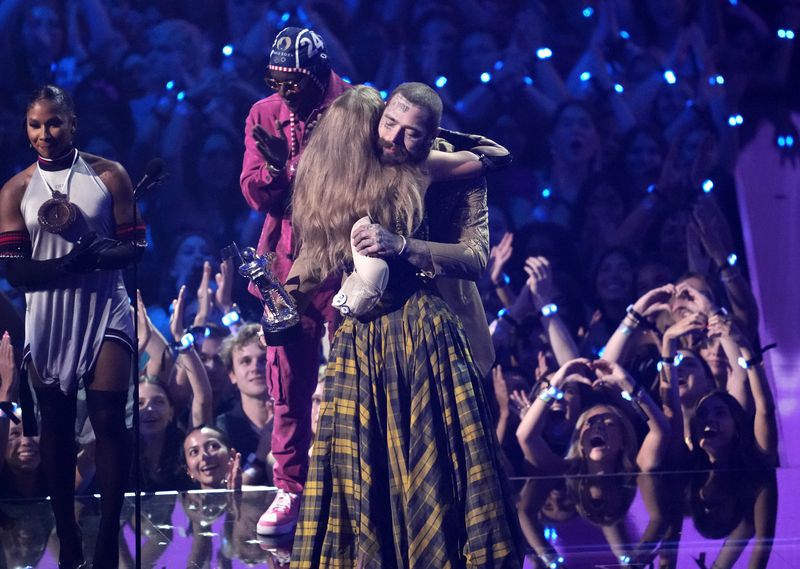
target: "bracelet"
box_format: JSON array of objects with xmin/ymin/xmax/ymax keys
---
[
  {"xmin": 621, "ymin": 387, "xmax": 650, "ymax": 421},
  {"xmin": 397, "ymin": 235, "xmax": 408, "ymax": 256},
  {"xmin": 222, "ymin": 306, "xmax": 241, "ymax": 327},
  {"xmin": 618, "ymin": 323, "xmax": 635, "ymax": 336},
  {"xmin": 738, "ymin": 351, "xmax": 765, "ymax": 369},
  {"xmin": 739, "ymin": 343, "xmax": 777, "ymax": 368},
  {"xmin": 716, "ymin": 253, "xmax": 738, "ymax": 274},
  {"xmin": 629, "ymin": 385, "xmax": 645, "ymax": 401},
  {"xmin": 538, "ymin": 385, "xmax": 564, "ymax": 404},
  {"xmin": 626, "ymin": 304, "xmax": 644, "ymax": 324},
  {"xmin": 493, "ymin": 272, "xmax": 511, "ymax": 288},
  {"xmin": 498, "ymin": 308, "xmax": 520, "ymax": 329},
  {"xmin": 737, "ymin": 356, "xmax": 757, "ymax": 369},
  {"xmin": 622, "ymin": 314, "xmax": 640, "ymax": 329},
  {"xmin": 540, "ymin": 303, "xmax": 558, "ymax": 318},
  {"xmin": 657, "ymin": 352, "xmax": 684, "ymax": 371},
  {"xmin": 171, "ymin": 332, "xmax": 195, "ymax": 353},
  {"xmin": 539, "ymin": 553, "xmax": 565, "ymax": 568}
]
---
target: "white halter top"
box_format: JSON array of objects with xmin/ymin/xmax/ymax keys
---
[{"xmin": 20, "ymin": 152, "xmax": 133, "ymax": 393}]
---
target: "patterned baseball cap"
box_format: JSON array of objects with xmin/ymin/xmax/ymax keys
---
[{"xmin": 269, "ymin": 27, "xmax": 330, "ymax": 90}]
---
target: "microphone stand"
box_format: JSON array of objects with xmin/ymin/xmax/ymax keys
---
[{"xmin": 130, "ymin": 172, "xmax": 164, "ymax": 569}]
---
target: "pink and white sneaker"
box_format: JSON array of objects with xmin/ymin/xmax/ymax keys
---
[{"xmin": 256, "ymin": 490, "xmax": 301, "ymax": 536}]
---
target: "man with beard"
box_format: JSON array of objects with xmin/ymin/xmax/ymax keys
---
[
  {"xmin": 239, "ymin": 26, "xmax": 349, "ymax": 535},
  {"xmin": 350, "ymin": 82, "xmax": 510, "ymax": 379}
]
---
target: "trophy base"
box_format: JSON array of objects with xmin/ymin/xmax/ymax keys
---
[{"xmin": 260, "ymin": 319, "xmax": 302, "ymax": 346}]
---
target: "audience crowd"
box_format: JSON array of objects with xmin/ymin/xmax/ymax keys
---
[{"xmin": 0, "ymin": 0, "xmax": 794, "ymax": 566}]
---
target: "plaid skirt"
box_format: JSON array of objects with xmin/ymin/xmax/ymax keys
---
[{"xmin": 291, "ymin": 290, "xmax": 521, "ymax": 568}]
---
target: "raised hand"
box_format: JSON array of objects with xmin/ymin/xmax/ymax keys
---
[
  {"xmin": 136, "ymin": 290, "xmax": 153, "ymax": 352},
  {"xmin": 169, "ymin": 286, "xmax": 188, "ymax": 342},
  {"xmin": 663, "ymin": 312, "xmax": 707, "ymax": 345},
  {"xmin": 673, "ymin": 281, "xmax": 717, "ymax": 316},
  {"xmin": 193, "ymin": 262, "xmax": 213, "ymax": 327},
  {"xmin": 488, "ymin": 232, "xmax": 513, "ymax": 285},
  {"xmin": 534, "ymin": 350, "xmax": 550, "ymax": 381},
  {"xmin": 509, "ymin": 388, "xmax": 532, "ymax": 419},
  {"xmin": 492, "ymin": 365, "xmax": 510, "ymax": 417},
  {"xmin": 692, "ymin": 196, "xmax": 734, "ymax": 266},
  {"xmin": 226, "ymin": 451, "xmax": 243, "ymax": 491},
  {"xmin": 215, "ymin": 258, "xmax": 234, "ymax": 313},
  {"xmin": 194, "ymin": 261, "xmax": 214, "ymax": 326},
  {"xmin": 523, "ymin": 256, "xmax": 557, "ymax": 308},
  {"xmin": 707, "ymin": 313, "xmax": 748, "ymax": 348},
  {"xmin": 252, "ymin": 120, "xmax": 288, "ymax": 169},
  {"xmin": 631, "ymin": 284, "xmax": 675, "ymax": 319},
  {"xmin": 0, "ymin": 331, "xmax": 17, "ymax": 399},
  {"xmin": 592, "ymin": 358, "xmax": 636, "ymax": 393},
  {"xmin": 550, "ymin": 358, "xmax": 594, "ymax": 389}
]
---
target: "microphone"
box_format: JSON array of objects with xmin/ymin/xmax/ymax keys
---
[{"xmin": 133, "ymin": 158, "xmax": 166, "ymax": 199}]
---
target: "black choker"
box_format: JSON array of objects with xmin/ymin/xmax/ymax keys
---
[{"xmin": 37, "ymin": 148, "xmax": 77, "ymax": 172}]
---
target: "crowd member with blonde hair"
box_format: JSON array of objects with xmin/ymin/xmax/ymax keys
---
[
  {"xmin": 517, "ymin": 358, "xmax": 671, "ymax": 476},
  {"xmin": 285, "ymin": 83, "xmax": 521, "ymax": 568}
]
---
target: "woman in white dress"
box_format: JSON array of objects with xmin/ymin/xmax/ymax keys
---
[{"xmin": 0, "ymin": 85, "xmax": 144, "ymax": 569}]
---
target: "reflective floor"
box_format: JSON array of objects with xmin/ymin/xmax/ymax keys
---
[{"xmin": 1, "ymin": 469, "xmax": 798, "ymax": 568}]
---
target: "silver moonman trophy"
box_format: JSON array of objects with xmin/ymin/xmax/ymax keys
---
[{"xmin": 222, "ymin": 242, "xmax": 300, "ymax": 345}]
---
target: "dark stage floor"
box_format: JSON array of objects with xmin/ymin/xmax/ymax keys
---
[{"xmin": 1, "ymin": 468, "xmax": 797, "ymax": 568}]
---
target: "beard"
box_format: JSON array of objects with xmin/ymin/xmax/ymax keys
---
[{"xmin": 377, "ymin": 137, "xmax": 428, "ymax": 165}]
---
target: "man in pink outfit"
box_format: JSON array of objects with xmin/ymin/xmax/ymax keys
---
[{"xmin": 239, "ymin": 26, "xmax": 349, "ymax": 535}]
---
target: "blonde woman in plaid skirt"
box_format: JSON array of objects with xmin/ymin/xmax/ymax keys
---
[{"xmin": 284, "ymin": 84, "xmax": 521, "ymax": 568}]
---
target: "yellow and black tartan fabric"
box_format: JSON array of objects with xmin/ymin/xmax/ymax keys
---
[{"xmin": 291, "ymin": 288, "xmax": 521, "ymax": 568}]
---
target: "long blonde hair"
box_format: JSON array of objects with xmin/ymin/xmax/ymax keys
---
[
  {"xmin": 565, "ymin": 404, "xmax": 638, "ymax": 474},
  {"xmin": 291, "ymin": 85, "xmax": 426, "ymax": 278}
]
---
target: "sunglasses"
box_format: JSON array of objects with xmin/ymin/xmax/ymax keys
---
[{"xmin": 265, "ymin": 76, "xmax": 305, "ymax": 95}]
